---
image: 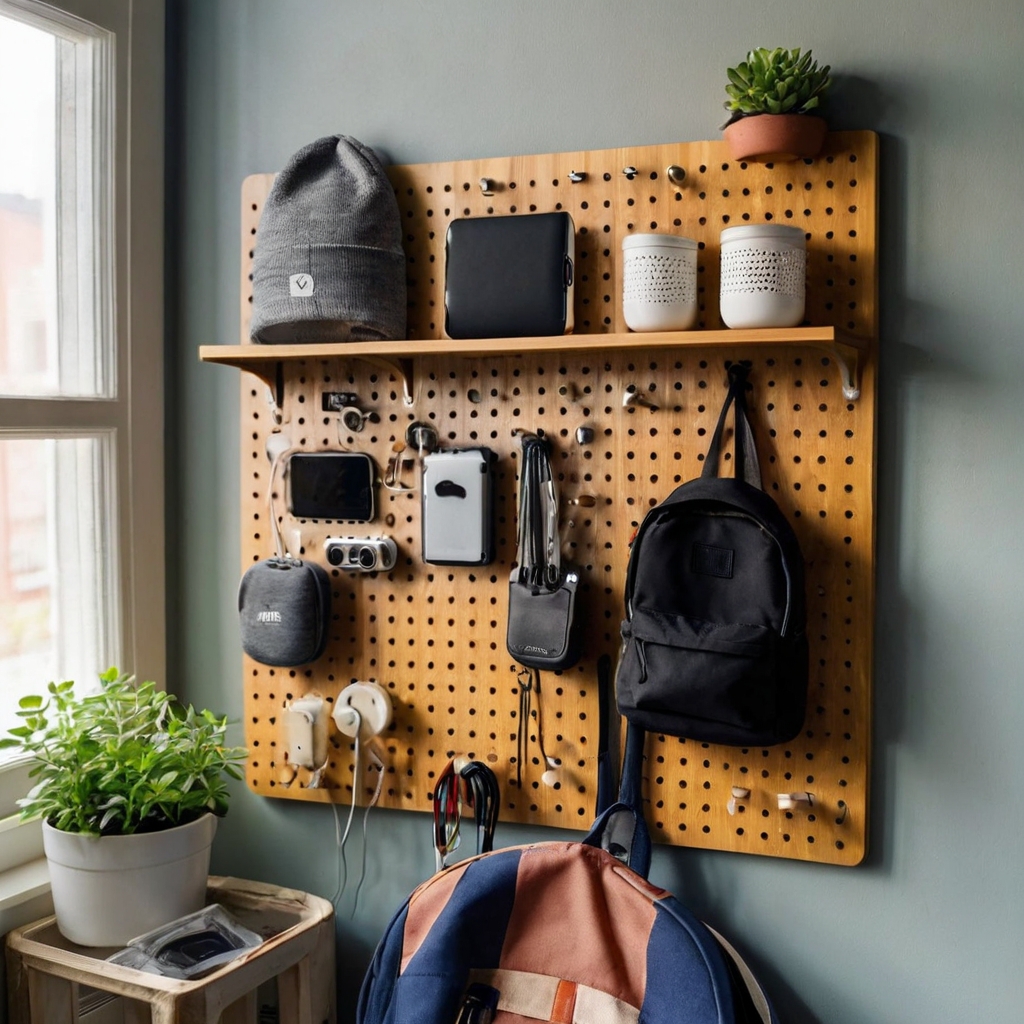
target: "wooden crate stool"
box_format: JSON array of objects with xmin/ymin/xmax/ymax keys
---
[{"xmin": 5, "ymin": 877, "xmax": 336, "ymax": 1024}]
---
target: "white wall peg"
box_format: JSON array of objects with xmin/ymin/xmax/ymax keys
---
[
  {"xmin": 622, "ymin": 386, "xmax": 659, "ymax": 411},
  {"xmin": 727, "ymin": 786, "xmax": 751, "ymax": 815},
  {"xmin": 777, "ymin": 792, "xmax": 815, "ymax": 812}
]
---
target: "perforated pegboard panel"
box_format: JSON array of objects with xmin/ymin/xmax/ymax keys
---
[{"xmin": 231, "ymin": 133, "xmax": 877, "ymax": 865}]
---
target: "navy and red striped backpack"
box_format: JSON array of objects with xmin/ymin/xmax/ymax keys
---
[{"xmin": 357, "ymin": 726, "xmax": 778, "ymax": 1024}]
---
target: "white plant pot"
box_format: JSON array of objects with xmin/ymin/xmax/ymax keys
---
[
  {"xmin": 43, "ymin": 813, "xmax": 217, "ymax": 946},
  {"xmin": 719, "ymin": 224, "xmax": 807, "ymax": 329},
  {"xmin": 621, "ymin": 233, "xmax": 698, "ymax": 332}
]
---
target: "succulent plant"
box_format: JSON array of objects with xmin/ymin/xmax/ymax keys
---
[{"xmin": 724, "ymin": 47, "xmax": 831, "ymax": 120}]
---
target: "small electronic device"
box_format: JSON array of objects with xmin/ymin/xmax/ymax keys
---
[
  {"xmin": 422, "ymin": 448, "xmax": 496, "ymax": 565},
  {"xmin": 324, "ymin": 536, "xmax": 397, "ymax": 573},
  {"xmin": 288, "ymin": 451, "xmax": 375, "ymax": 521},
  {"xmin": 444, "ymin": 212, "xmax": 575, "ymax": 338}
]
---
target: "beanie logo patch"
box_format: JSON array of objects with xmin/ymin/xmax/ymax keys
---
[{"xmin": 289, "ymin": 273, "xmax": 315, "ymax": 297}]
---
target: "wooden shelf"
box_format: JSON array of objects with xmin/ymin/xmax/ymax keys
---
[{"xmin": 199, "ymin": 326, "xmax": 868, "ymax": 399}]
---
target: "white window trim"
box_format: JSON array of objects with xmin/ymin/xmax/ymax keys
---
[{"xmin": 0, "ymin": 0, "xmax": 165, "ymax": 923}]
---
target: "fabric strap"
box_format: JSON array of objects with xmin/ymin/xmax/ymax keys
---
[
  {"xmin": 705, "ymin": 926, "xmax": 776, "ymax": 1024},
  {"xmin": 701, "ymin": 363, "xmax": 762, "ymax": 490},
  {"xmin": 467, "ymin": 969, "xmax": 639, "ymax": 1024},
  {"xmin": 515, "ymin": 434, "xmax": 560, "ymax": 587}
]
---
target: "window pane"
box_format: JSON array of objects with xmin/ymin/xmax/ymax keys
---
[
  {"xmin": 0, "ymin": 435, "xmax": 119, "ymax": 760},
  {"xmin": 0, "ymin": 10, "xmax": 113, "ymax": 399}
]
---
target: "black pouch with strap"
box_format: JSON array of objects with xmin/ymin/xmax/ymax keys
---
[
  {"xmin": 616, "ymin": 364, "xmax": 808, "ymax": 746},
  {"xmin": 506, "ymin": 433, "xmax": 582, "ymax": 671}
]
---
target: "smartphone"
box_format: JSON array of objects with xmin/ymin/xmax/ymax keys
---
[
  {"xmin": 288, "ymin": 452, "xmax": 375, "ymax": 521},
  {"xmin": 422, "ymin": 448, "xmax": 496, "ymax": 565}
]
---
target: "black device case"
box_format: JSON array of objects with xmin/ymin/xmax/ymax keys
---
[
  {"xmin": 505, "ymin": 433, "xmax": 583, "ymax": 672},
  {"xmin": 507, "ymin": 568, "xmax": 582, "ymax": 671},
  {"xmin": 444, "ymin": 212, "xmax": 575, "ymax": 338}
]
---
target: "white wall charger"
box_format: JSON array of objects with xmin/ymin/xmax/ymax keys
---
[{"xmin": 283, "ymin": 695, "xmax": 326, "ymax": 769}]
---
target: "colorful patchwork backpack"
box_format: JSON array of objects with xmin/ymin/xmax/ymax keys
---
[{"xmin": 357, "ymin": 726, "xmax": 778, "ymax": 1024}]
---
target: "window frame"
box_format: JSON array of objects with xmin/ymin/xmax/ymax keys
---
[{"xmin": 0, "ymin": 0, "xmax": 165, "ymax": 894}]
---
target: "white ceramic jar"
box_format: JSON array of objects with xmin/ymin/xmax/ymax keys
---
[
  {"xmin": 621, "ymin": 233, "xmax": 698, "ymax": 332},
  {"xmin": 719, "ymin": 224, "xmax": 806, "ymax": 329}
]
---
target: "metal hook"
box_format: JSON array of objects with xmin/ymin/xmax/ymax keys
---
[
  {"xmin": 622, "ymin": 387, "xmax": 659, "ymax": 411},
  {"xmin": 666, "ymin": 164, "xmax": 687, "ymax": 187},
  {"xmin": 622, "ymin": 166, "xmax": 637, "ymax": 180},
  {"xmin": 479, "ymin": 177, "xmax": 495, "ymax": 196},
  {"xmin": 406, "ymin": 420, "xmax": 439, "ymax": 456},
  {"xmin": 341, "ymin": 406, "xmax": 371, "ymax": 433},
  {"xmin": 568, "ymin": 170, "xmax": 586, "ymax": 183},
  {"xmin": 383, "ymin": 441, "xmax": 415, "ymax": 492}
]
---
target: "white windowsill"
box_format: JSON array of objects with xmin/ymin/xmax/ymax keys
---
[
  {"xmin": 0, "ymin": 857, "xmax": 49, "ymax": 913},
  {"xmin": 0, "ymin": 856, "xmax": 52, "ymax": 940}
]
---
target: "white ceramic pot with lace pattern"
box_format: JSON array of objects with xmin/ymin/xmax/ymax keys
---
[
  {"xmin": 621, "ymin": 233, "xmax": 698, "ymax": 332},
  {"xmin": 719, "ymin": 224, "xmax": 806, "ymax": 329}
]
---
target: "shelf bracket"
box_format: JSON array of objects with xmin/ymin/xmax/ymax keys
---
[
  {"xmin": 274, "ymin": 361, "xmax": 285, "ymax": 409},
  {"xmin": 829, "ymin": 338, "xmax": 863, "ymax": 402},
  {"xmin": 360, "ymin": 355, "xmax": 415, "ymax": 407}
]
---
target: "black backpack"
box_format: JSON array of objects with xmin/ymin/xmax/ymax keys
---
[{"xmin": 616, "ymin": 364, "xmax": 808, "ymax": 747}]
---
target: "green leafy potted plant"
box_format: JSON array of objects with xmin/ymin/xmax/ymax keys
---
[
  {"xmin": 722, "ymin": 47, "xmax": 832, "ymax": 162},
  {"xmin": 0, "ymin": 669, "xmax": 246, "ymax": 946}
]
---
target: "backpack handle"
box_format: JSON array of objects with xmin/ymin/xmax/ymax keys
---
[{"xmin": 701, "ymin": 363, "xmax": 762, "ymax": 490}]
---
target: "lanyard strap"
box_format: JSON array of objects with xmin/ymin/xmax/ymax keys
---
[{"xmin": 515, "ymin": 434, "xmax": 561, "ymax": 586}]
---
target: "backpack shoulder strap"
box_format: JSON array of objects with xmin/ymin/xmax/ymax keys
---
[{"xmin": 584, "ymin": 720, "xmax": 651, "ymax": 878}]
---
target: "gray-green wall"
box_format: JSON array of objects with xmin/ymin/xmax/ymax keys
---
[{"xmin": 169, "ymin": 2, "xmax": 1024, "ymax": 1020}]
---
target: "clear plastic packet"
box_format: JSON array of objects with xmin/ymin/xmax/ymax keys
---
[{"xmin": 106, "ymin": 904, "xmax": 263, "ymax": 979}]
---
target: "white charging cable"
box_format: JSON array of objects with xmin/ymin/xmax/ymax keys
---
[
  {"xmin": 352, "ymin": 737, "xmax": 386, "ymax": 918},
  {"xmin": 330, "ymin": 707, "xmax": 362, "ymax": 908},
  {"xmin": 330, "ymin": 682, "xmax": 392, "ymax": 914},
  {"xmin": 265, "ymin": 433, "xmax": 294, "ymax": 559}
]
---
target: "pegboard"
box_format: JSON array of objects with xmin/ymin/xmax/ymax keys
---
[{"xmin": 209, "ymin": 132, "xmax": 877, "ymax": 866}]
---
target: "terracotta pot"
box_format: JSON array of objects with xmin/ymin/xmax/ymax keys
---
[{"xmin": 723, "ymin": 114, "xmax": 827, "ymax": 163}]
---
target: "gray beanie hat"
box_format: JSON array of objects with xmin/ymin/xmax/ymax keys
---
[{"xmin": 250, "ymin": 135, "xmax": 407, "ymax": 343}]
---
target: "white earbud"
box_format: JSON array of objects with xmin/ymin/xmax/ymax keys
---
[{"xmin": 541, "ymin": 756, "xmax": 562, "ymax": 788}]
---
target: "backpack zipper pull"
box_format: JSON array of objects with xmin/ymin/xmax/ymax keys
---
[{"xmin": 637, "ymin": 640, "xmax": 648, "ymax": 683}]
